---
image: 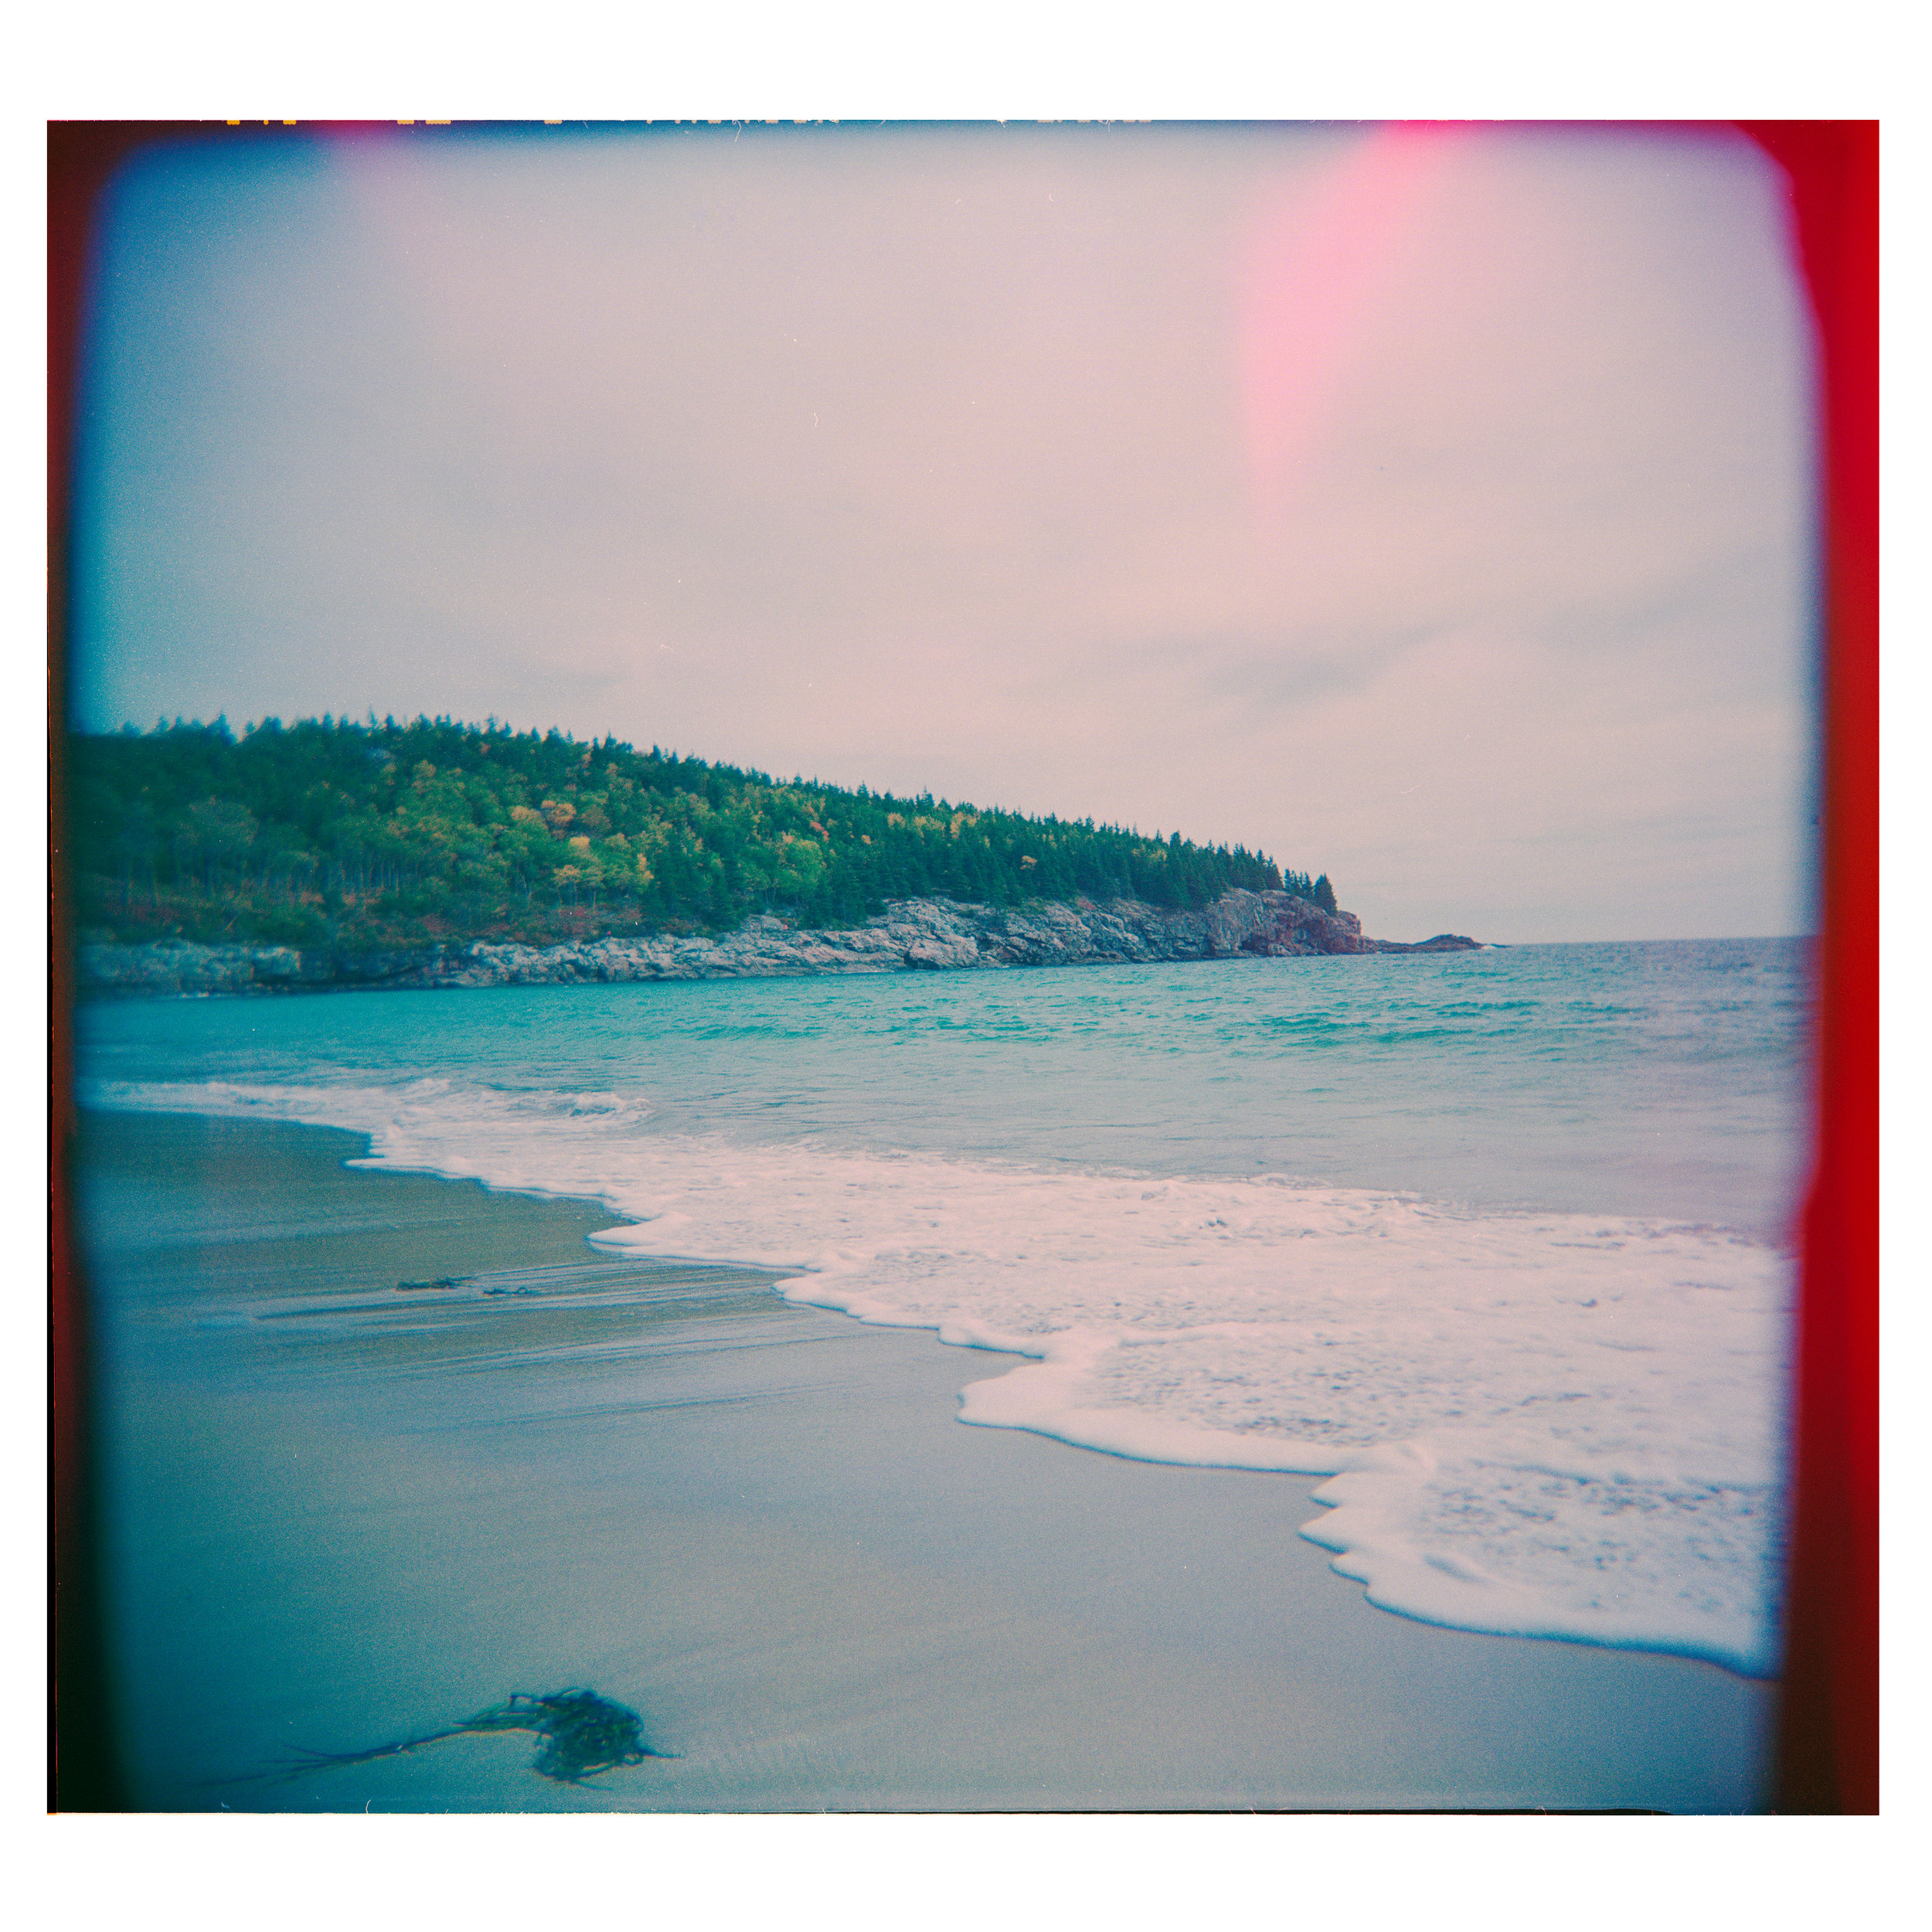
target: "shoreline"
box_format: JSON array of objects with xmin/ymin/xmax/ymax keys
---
[
  {"xmin": 74, "ymin": 1107, "xmax": 1776, "ymax": 1811},
  {"xmin": 73, "ymin": 889, "xmax": 1481, "ymax": 998}
]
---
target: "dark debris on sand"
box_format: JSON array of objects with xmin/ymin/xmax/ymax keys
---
[{"xmin": 268, "ymin": 1689, "xmax": 674, "ymax": 1786}]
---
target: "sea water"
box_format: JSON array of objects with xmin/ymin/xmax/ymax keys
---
[{"xmin": 77, "ymin": 937, "xmax": 1810, "ymax": 1678}]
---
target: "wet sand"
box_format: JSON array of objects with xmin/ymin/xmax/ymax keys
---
[{"xmin": 75, "ymin": 1109, "xmax": 1776, "ymax": 1811}]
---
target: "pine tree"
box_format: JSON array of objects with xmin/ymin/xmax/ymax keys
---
[{"xmin": 66, "ymin": 715, "xmax": 1328, "ymax": 949}]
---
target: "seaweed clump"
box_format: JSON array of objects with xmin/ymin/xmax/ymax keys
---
[
  {"xmin": 464, "ymin": 1690, "xmax": 663, "ymax": 1782},
  {"xmin": 278, "ymin": 1688, "xmax": 671, "ymax": 1786}
]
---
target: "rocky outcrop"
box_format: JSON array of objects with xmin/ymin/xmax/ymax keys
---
[
  {"xmin": 1372, "ymin": 932, "xmax": 1482, "ymax": 954},
  {"xmin": 1236, "ymin": 900, "xmax": 1369, "ymax": 957},
  {"xmin": 74, "ymin": 893, "xmax": 1481, "ymax": 997},
  {"xmin": 73, "ymin": 938, "xmax": 454, "ymax": 997},
  {"xmin": 1235, "ymin": 901, "xmax": 1481, "ymax": 957}
]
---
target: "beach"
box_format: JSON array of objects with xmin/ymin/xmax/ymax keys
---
[{"xmin": 79, "ymin": 1108, "xmax": 1775, "ymax": 1812}]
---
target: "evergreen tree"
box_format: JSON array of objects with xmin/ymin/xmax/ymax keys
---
[{"xmin": 65, "ymin": 715, "xmax": 1318, "ymax": 950}]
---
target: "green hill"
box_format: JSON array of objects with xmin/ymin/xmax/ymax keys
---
[{"xmin": 64, "ymin": 715, "xmax": 1319, "ymax": 951}]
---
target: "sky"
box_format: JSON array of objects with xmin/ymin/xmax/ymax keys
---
[{"xmin": 70, "ymin": 121, "xmax": 1816, "ymax": 943}]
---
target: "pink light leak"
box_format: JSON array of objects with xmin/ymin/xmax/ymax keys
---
[{"xmin": 1239, "ymin": 124, "xmax": 1467, "ymax": 529}]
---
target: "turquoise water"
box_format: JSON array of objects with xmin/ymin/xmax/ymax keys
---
[{"xmin": 80, "ymin": 938, "xmax": 1810, "ymax": 1233}]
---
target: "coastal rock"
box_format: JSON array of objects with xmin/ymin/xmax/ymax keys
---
[
  {"xmin": 76, "ymin": 938, "xmax": 330, "ymax": 996},
  {"xmin": 1369, "ymin": 932, "xmax": 1481, "ymax": 954},
  {"xmin": 76, "ymin": 893, "xmax": 1481, "ymax": 996},
  {"xmin": 1229, "ymin": 897, "xmax": 1373, "ymax": 957},
  {"xmin": 905, "ymin": 934, "xmax": 981, "ymax": 970}
]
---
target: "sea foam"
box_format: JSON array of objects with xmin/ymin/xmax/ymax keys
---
[{"xmin": 87, "ymin": 1074, "xmax": 1791, "ymax": 1676}]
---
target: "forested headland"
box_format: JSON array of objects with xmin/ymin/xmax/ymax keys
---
[{"xmin": 65, "ymin": 716, "xmax": 1335, "ymax": 951}]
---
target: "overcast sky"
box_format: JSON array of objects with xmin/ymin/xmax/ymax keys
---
[{"xmin": 70, "ymin": 121, "xmax": 1815, "ymax": 942}]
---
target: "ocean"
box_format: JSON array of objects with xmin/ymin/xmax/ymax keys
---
[{"xmin": 78, "ymin": 935, "xmax": 1809, "ymax": 1685}]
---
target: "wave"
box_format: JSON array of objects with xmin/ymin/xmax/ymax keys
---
[{"xmin": 83, "ymin": 1074, "xmax": 1792, "ymax": 1676}]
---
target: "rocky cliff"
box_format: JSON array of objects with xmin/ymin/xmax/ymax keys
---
[{"xmin": 73, "ymin": 891, "xmax": 1479, "ymax": 998}]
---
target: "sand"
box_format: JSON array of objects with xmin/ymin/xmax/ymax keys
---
[{"xmin": 73, "ymin": 1109, "xmax": 1776, "ymax": 1811}]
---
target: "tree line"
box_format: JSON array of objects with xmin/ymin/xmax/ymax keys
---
[{"xmin": 65, "ymin": 714, "xmax": 1332, "ymax": 950}]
